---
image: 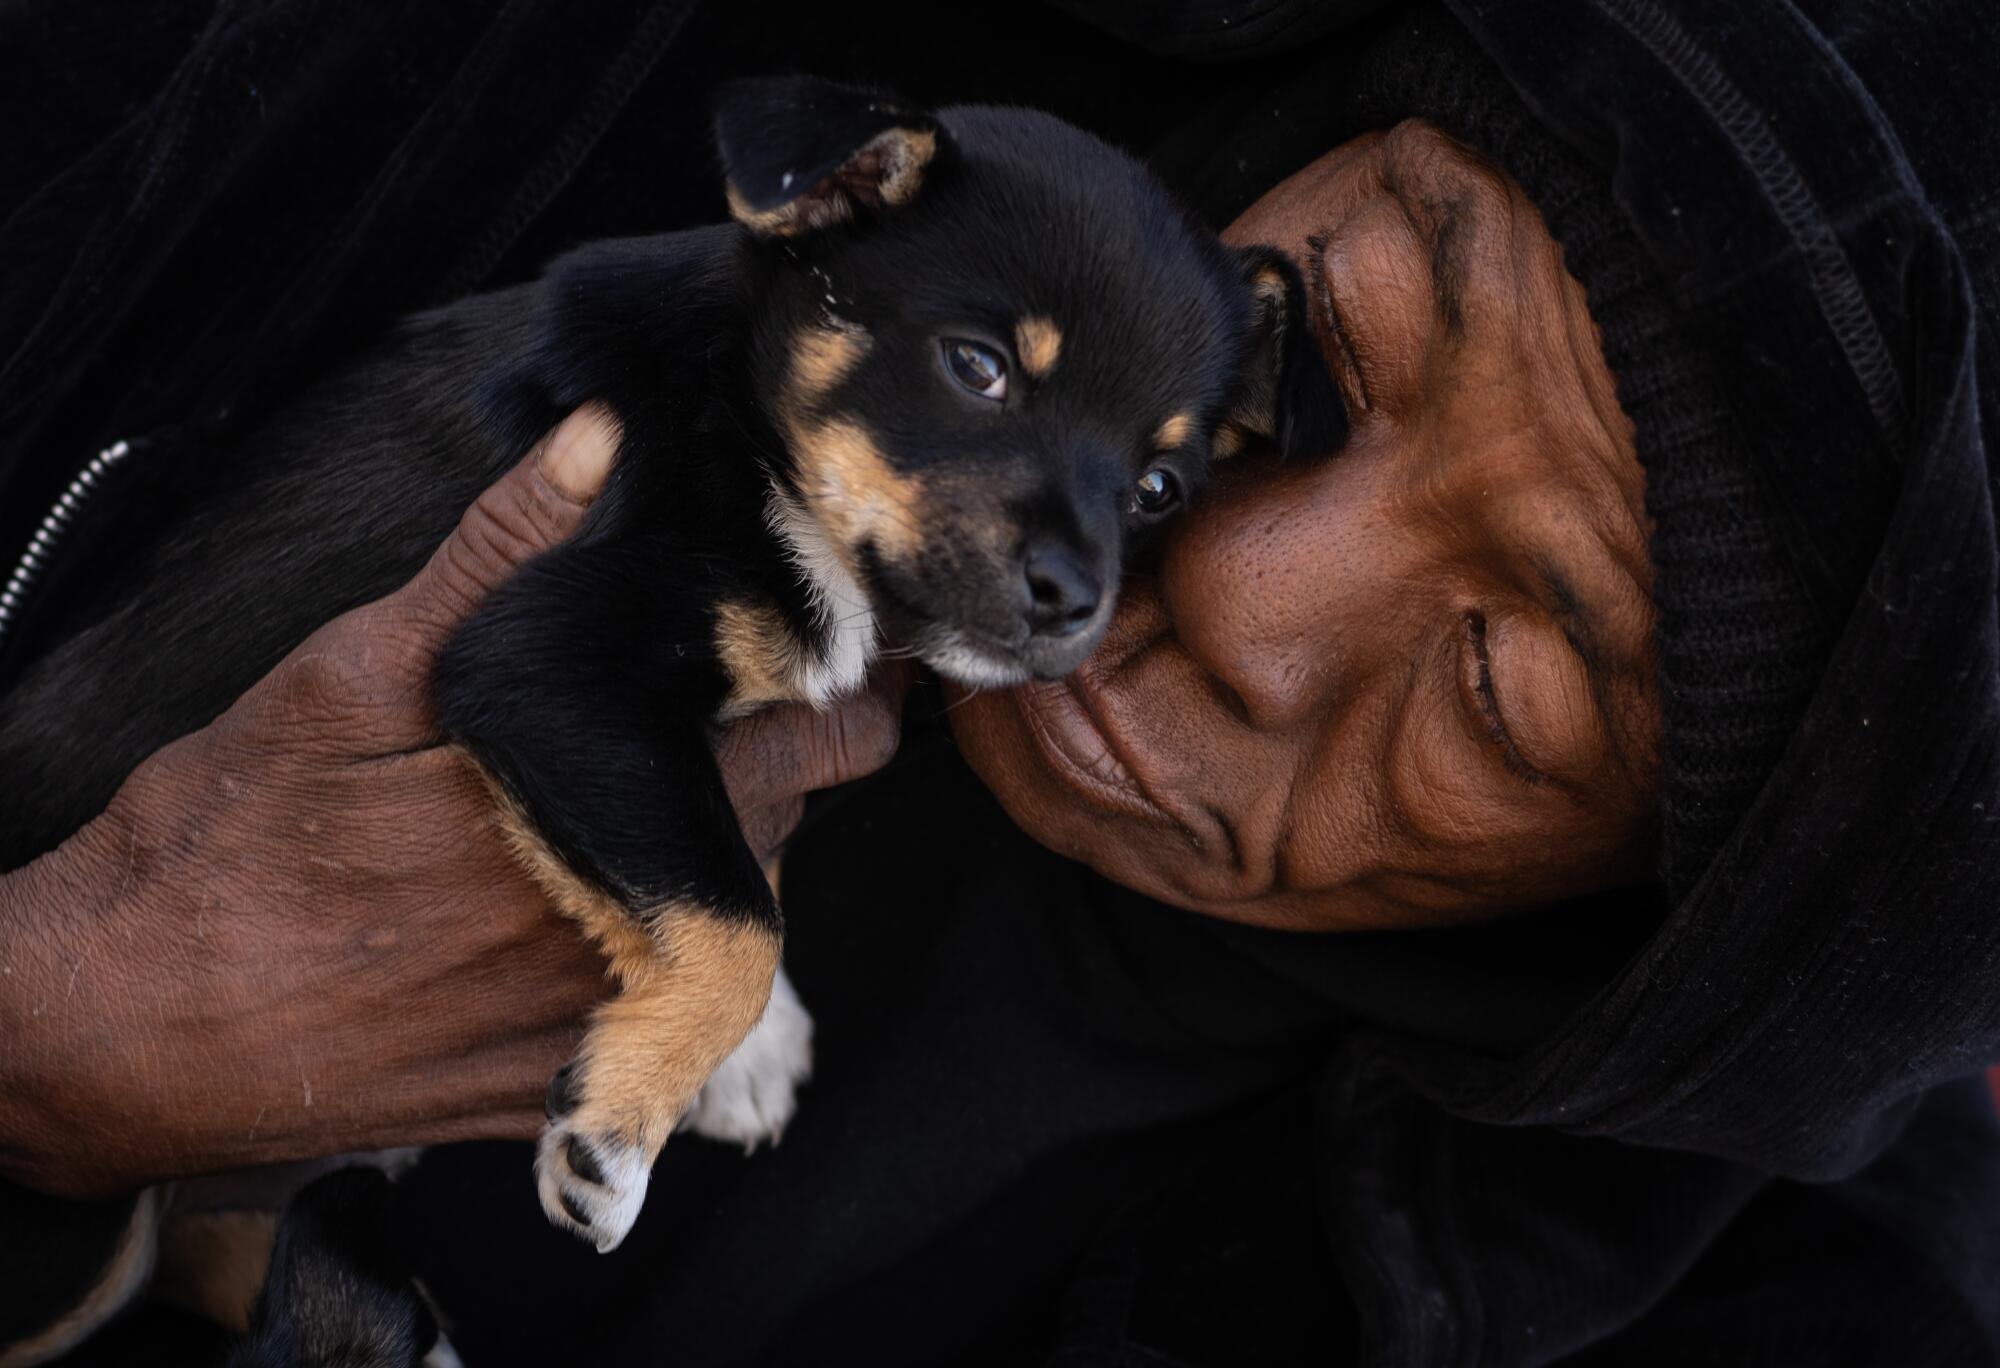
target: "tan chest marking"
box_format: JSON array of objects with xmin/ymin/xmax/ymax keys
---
[{"xmin": 714, "ymin": 595, "xmax": 816, "ymax": 719}]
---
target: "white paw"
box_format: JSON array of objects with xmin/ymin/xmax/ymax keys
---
[
  {"xmin": 681, "ymin": 965, "xmax": 814, "ymax": 1151},
  {"xmin": 534, "ymin": 1121, "xmax": 650, "ymax": 1254}
]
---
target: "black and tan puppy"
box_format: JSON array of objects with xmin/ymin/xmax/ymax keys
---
[
  {"xmin": 441, "ymin": 77, "xmax": 1341, "ymax": 1250},
  {"xmin": 0, "ymin": 75, "xmax": 1343, "ymax": 1276}
]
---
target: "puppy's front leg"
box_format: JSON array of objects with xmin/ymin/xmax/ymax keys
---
[
  {"xmin": 529, "ymin": 886, "xmax": 779, "ymax": 1252},
  {"xmin": 437, "ymin": 537, "xmax": 782, "ymax": 1252}
]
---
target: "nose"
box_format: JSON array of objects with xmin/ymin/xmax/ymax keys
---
[
  {"xmin": 1159, "ymin": 461, "xmax": 1391, "ymax": 732},
  {"xmin": 1021, "ymin": 539, "xmax": 1102, "ymax": 637}
]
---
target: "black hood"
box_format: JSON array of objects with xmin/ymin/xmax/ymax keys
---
[
  {"xmin": 1406, "ymin": 0, "xmax": 2000, "ymax": 1174},
  {"xmin": 1088, "ymin": 0, "xmax": 2000, "ymax": 1358},
  {"xmin": 1, "ymin": 0, "xmax": 1994, "ymax": 1361}
]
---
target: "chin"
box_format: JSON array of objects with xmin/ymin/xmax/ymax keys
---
[{"xmin": 917, "ymin": 628, "xmax": 1034, "ymax": 689}]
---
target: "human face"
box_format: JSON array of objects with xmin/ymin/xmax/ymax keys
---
[{"xmin": 949, "ymin": 120, "xmax": 1662, "ymax": 932}]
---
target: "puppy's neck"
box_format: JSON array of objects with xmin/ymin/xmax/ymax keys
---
[{"xmin": 759, "ymin": 481, "xmax": 878, "ymax": 709}]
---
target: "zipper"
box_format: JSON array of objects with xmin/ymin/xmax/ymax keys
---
[{"xmin": 0, "ymin": 439, "xmax": 133, "ymax": 657}]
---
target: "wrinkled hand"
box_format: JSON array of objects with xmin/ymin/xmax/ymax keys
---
[{"xmin": 0, "ymin": 407, "xmax": 903, "ymax": 1198}]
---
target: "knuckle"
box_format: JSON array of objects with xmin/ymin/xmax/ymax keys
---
[
  {"xmin": 415, "ymin": 480, "xmax": 574, "ymax": 626},
  {"xmin": 262, "ymin": 627, "xmax": 404, "ymax": 734}
]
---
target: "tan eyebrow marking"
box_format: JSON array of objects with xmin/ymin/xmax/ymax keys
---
[
  {"xmin": 1015, "ymin": 316, "xmax": 1063, "ymax": 379},
  {"xmin": 1153, "ymin": 412, "xmax": 1194, "ymax": 450}
]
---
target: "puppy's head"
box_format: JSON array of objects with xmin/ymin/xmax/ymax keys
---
[{"xmin": 717, "ymin": 77, "xmax": 1345, "ymax": 685}]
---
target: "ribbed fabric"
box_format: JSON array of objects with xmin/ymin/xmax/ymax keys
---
[{"xmin": 1333, "ymin": 16, "xmax": 1835, "ymax": 899}]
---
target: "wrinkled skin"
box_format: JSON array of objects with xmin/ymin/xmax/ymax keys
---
[
  {"xmin": 0, "ymin": 121, "xmax": 1665, "ymax": 1196},
  {"xmin": 951, "ymin": 121, "xmax": 1663, "ymax": 931},
  {"xmin": 0, "ymin": 409, "xmax": 901, "ymax": 1197}
]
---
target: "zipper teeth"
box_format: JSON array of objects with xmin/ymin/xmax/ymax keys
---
[{"xmin": 0, "ymin": 439, "xmax": 132, "ymax": 653}]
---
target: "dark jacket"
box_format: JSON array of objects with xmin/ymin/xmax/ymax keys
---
[{"xmin": 2, "ymin": 1, "xmax": 1996, "ymax": 1364}]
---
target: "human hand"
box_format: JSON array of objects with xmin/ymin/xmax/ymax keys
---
[{"xmin": 0, "ymin": 406, "xmax": 903, "ymax": 1197}]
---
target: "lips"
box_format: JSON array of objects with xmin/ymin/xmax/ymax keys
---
[{"xmin": 1015, "ymin": 671, "xmax": 1185, "ymax": 838}]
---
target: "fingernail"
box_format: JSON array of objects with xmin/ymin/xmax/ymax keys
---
[{"xmin": 537, "ymin": 403, "xmax": 622, "ymax": 502}]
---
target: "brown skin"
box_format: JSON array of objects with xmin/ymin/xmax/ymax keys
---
[
  {"xmin": 0, "ymin": 120, "xmax": 1663, "ymax": 1195},
  {"xmin": 952, "ymin": 121, "xmax": 1662, "ymax": 931},
  {"xmin": 0, "ymin": 408, "xmax": 902, "ymax": 1198}
]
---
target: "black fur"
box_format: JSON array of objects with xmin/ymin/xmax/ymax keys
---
[
  {"xmin": 0, "ymin": 74, "xmax": 1344, "ymax": 1346},
  {"xmin": 228, "ymin": 1168, "xmax": 440, "ymax": 1368},
  {"xmin": 714, "ymin": 79, "xmax": 949, "ymax": 217}
]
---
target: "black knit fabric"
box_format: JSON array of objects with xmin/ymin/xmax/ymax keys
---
[
  {"xmin": 1334, "ymin": 15, "xmax": 1835, "ymax": 898},
  {"xmin": 6, "ymin": 2, "xmax": 2000, "ymax": 1363}
]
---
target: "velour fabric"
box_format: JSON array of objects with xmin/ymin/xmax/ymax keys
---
[{"xmin": 2, "ymin": 1, "xmax": 1995, "ymax": 1363}]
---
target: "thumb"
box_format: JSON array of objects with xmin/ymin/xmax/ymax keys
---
[{"xmin": 383, "ymin": 403, "xmax": 622, "ymax": 658}]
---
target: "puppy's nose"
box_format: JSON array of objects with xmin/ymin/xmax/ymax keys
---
[{"xmin": 1022, "ymin": 539, "xmax": 1102, "ymax": 637}]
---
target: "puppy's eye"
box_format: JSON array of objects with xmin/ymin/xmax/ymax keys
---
[
  {"xmin": 942, "ymin": 339, "xmax": 1008, "ymax": 401},
  {"xmin": 1132, "ymin": 467, "xmax": 1182, "ymax": 517}
]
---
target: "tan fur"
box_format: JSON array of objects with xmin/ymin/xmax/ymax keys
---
[
  {"xmin": 786, "ymin": 417, "xmax": 926, "ymax": 564},
  {"xmin": 0, "ymin": 1187, "xmax": 160, "ymax": 1368},
  {"xmin": 714, "ymin": 595, "xmax": 813, "ymax": 719},
  {"xmin": 777, "ymin": 321, "xmax": 926, "ymax": 572},
  {"xmin": 1015, "ymin": 315, "xmax": 1063, "ymax": 379},
  {"xmin": 473, "ymin": 759, "xmax": 780, "ymax": 1159},
  {"xmin": 1250, "ymin": 263, "xmax": 1287, "ymax": 308},
  {"xmin": 479, "ymin": 764, "xmax": 656, "ymax": 969},
  {"xmin": 1154, "ymin": 412, "xmax": 1194, "ymax": 450},
  {"xmin": 1229, "ymin": 265, "xmax": 1293, "ymax": 442},
  {"xmin": 1212, "ymin": 423, "xmax": 1248, "ymax": 461},
  {"xmin": 570, "ymin": 911, "xmax": 782, "ymax": 1155},
  {"xmin": 150, "ymin": 1209, "xmax": 276, "ymax": 1334},
  {"xmin": 864, "ymin": 126, "xmax": 936, "ymax": 207},
  {"xmin": 790, "ymin": 321, "xmax": 871, "ymax": 405},
  {"xmin": 725, "ymin": 181, "xmax": 854, "ymax": 238},
  {"xmin": 725, "ymin": 126, "xmax": 936, "ymax": 238}
]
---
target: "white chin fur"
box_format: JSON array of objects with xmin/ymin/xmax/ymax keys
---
[{"xmin": 921, "ymin": 631, "xmax": 1032, "ymax": 689}]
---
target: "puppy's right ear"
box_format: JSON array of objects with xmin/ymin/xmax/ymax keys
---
[
  {"xmin": 716, "ymin": 76, "xmax": 950, "ymax": 238},
  {"xmin": 1229, "ymin": 246, "xmax": 1349, "ymax": 460}
]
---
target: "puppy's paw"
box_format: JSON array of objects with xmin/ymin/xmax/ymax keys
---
[
  {"xmin": 682, "ymin": 966, "xmax": 814, "ymax": 1151},
  {"xmin": 534, "ymin": 1113, "xmax": 651, "ymax": 1255}
]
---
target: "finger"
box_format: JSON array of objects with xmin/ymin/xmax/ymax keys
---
[
  {"xmin": 223, "ymin": 406, "xmax": 621, "ymax": 756},
  {"xmin": 717, "ymin": 664, "xmax": 908, "ymax": 816},
  {"xmin": 739, "ymin": 793, "xmax": 807, "ymax": 865},
  {"xmin": 380, "ymin": 403, "xmax": 622, "ymax": 661}
]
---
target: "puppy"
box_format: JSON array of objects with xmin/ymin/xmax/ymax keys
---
[
  {"xmin": 0, "ymin": 73, "xmax": 1342, "ymax": 1350},
  {"xmin": 437, "ymin": 76, "xmax": 1342, "ymax": 1251}
]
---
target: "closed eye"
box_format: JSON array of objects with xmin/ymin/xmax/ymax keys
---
[
  {"xmin": 1305, "ymin": 232, "xmax": 1373, "ymax": 412},
  {"xmin": 1465, "ymin": 612, "xmax": 1544, "ymax": 785}
]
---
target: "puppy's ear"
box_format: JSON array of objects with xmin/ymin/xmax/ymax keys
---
[
  {"xmin": 716, "ymin": 77, "xmax": 949, "ymax": 238},
  {"xmin": 1229, "ymin": 245, "xmax": 1349, "ymax": 459}
]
